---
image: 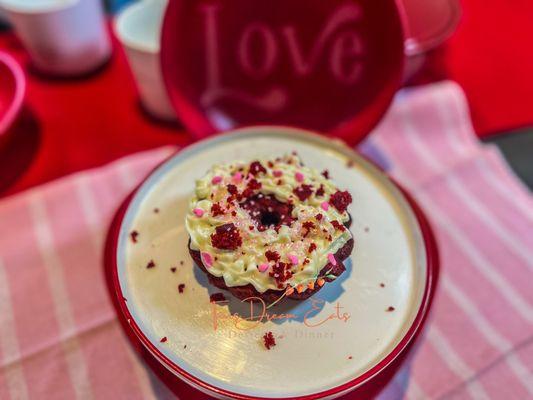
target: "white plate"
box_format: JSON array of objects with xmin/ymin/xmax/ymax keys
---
[{"xmin": 113, "ymin": 127, "xmax": 434, "ymax": 399}]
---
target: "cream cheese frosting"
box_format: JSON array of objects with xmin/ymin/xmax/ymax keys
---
[{"xmin": 185, "ymin": 154, "xmax": 353, "ymax": 293}]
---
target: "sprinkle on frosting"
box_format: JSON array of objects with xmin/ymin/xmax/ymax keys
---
[
  {"xmin": 258, "ymin": 263, "xmax": 269, "ymax": 273},
  {"xmin": 185, "ymin": 154, "xmax": 353, "ymax": 293},
  {"xmin": 201, "ymin": 252, "xmax": 213, "ymax": 268},
  {"xmin": 193, "ymin": 208, "xmax": 205, "ymax": 217},
  {"xmin": 327, "ymin": 253, "xmax": 337, "ymax": 266}
]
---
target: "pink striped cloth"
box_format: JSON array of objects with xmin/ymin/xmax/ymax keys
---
[{"xmin": 0, "ymin": 81, "xmax": 532, "ymax": 400}]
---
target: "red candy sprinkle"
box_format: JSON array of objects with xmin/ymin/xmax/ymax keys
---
[
  {"xmin": 178, "ymin": 284, "xmax": 185, "ymax": 293},
  {"xmin": 330, "ymin": 191, "xmax": 353, "ymax": 213},
  {"xmin": 293, "ymin": 184, "xmax": 314, "ymax": 201},
  {"xmin": 210, "ymin": 293, "xmax": 227, "ymax": 302},
  {"xmin": 211, "ymin": 223, "xmax": 242, "ymax": 250},
  {"xmin": 265, "ymin": 250, "xmax": 280, "ymax": 262},
  {"xmin": 263, "ymin": 331, "xmax": 276, "ymax": 350},
  {"xmin": 211, "ymin": 203, "xmax": 225, "ymax": 217},
  {"xmin": 249, "ymin": 161, "xmax": 267, "ymax": 176}
]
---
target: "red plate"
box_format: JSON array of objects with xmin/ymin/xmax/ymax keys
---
[
  {"xmin": 161, "ymin": 0, "xmax": 405, "ymax": 145},
  {"xmin": 105, "ymin": 128, "xmax": 439, "ymax": 399}
]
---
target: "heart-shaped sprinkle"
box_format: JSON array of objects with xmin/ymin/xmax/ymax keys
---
[
  {"xmin": 193, "ymin": 208, "xmax": 204, "ymax": 217},
  {"xmin": 295, "ymin": 172, "xmax": 304, "ymax": 182},
  {"xmin": 211, "ymin": 176, "xmax": 223, "ymax": 184},
  {"xmin": 289, "ymin": 255, "xmax": 299, "ymax": 265},
  {"xmin": 321, "ymin": 202, "xmax": 330, "ymax": 211},
  {"xmin": 258, "ymin": 263, "xmax": 269, "ymax": 273}
]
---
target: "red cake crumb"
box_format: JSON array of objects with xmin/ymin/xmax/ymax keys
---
[
  {"xmin": 316, "ymin": 184, "xmax": 325, "ymax": 197},
  {"xmin": 211, "ymin": 223, "xmax": 242, "ymax": 250},
  {"xmin": 160, "ymin": 337, "xmax": 168, "ymax": 343},
  {"xmin": 347, "ymin": 160, "xmax": 355, "ymax": 168},
  {"xmin": 380, "ymin": 283, "xmax": 385, "ymax": 288},
  {"xmin": 249, "ymin": 161, "xmax": 267, "ymax": 176},
  {"xmin": 267, "ymin": 161, "xmax": 274, "ymax": 168},
  {"xmin": 263, "ymin": 332, "xmax": 276, "ymax": 350},
  {"xmin": 308, "ymin": 243, "xmax": 317, "ymax": 253},
  {"xmin": 170, "ymin": 267, "xmax": 177, "ymax": 273},
  {"xmin": 364, "ymin": 227, "xmax": 370, "ymax": 233},
  {"xmin": 302, "ymin": 221, "xmax": 315, "ymax": 237},
  {"xmin": 330, "ymin": 190, "xmax": 353, "ymax": 213},
  {"xmin": 387, "ymin": 306, "xmax": 395, "ymax": 312},
  {"xmin": 315, "ymin": 213, "xmax": 323, "ymax": 221},
  {"xmin": 247, "ymin": 179, "xmax": 262, "ymax": 191},
  {"xmin": 130, "ymin": 231, "xmax": 139, "ymax": 243},
  {"xmin": 180, "ymin": 261, "xmax": 184, "ymax": 266},
  {"xmin": 322, "ymin": 170, "xmax": 330, "ymax": 179},
  {"xmin": 293, "ymin": 184, "xmax": 314, "ymax": 201},
  {"xmin": 178, "ymin": 284, "xmax": 186, "ymax": 293},
  {"xmin": 146, "ymin": 260, "xmax": 155, "ymax": 269},
  {"xmin": 227, "ymin": 184, "xmax": 238, "ymax": 195},
  {"xmin": 276, "ymin": 179, "xmax": 283, "ymax": 186},
  {"xmin": 331, "ymin": 220, "xmax": 346, "ymax": 231},
  {"xmin": 348, "ymin": 356, "xmax": 353, "ymax": 360},
  {"xmin": 265, "ymin": 250, "xmax": 280, "ymax": 262},
  {"xmin": 210, "ymin": 293, "xmax": 227, "ymax": 302},
  {"xmin": 269, "ymin": 262, "xmax": 293, "ymax": 288},
  {"xmin": 153, "ymin": 208, "xmax": 160, "ymax": 213},
  {"xmin": 211, "ymin": 203, "xmax": 225, "ymax": 217}
]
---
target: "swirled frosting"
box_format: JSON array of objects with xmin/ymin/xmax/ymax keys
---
[{"xmin": 185, "ymin": 154, "xmax": 353, "ymax": 294}]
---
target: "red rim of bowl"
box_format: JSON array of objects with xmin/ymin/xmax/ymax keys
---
[
  {"xmin": 0, "ymin": 52, "xmax": 26, "ymax": 138},
  {"xmin": 108, "ymin": 128, "xmax": 439, "ymax": 400}
]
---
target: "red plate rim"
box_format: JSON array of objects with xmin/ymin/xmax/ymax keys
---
[{"xmin": 107, "ymin": 127, "xmax": 439, "ymax": 400}]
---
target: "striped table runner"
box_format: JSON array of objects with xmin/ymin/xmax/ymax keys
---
[{"xmin": 0, "ymin": 81, "xmax": 531, "ymax": 400}]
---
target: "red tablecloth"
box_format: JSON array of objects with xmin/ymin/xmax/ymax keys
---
[{"xmin": 1, "ymin": 0, "xmax": 533, "ymax": 196}]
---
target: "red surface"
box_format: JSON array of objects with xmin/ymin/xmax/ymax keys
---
[
  {"xmin": 413, "ymin": 0, "xmax": 533, "ymax": 135},
  {"xmin": 103, "ymin": 140, "xmax": 439, "ymax": 400},
  {"xmin": 0, "ymin": 31, "xmax": 193, "ymax": 198},
  {"xmin": 0, "ymin": 52, "xmax": 25, "ymax": 141},
  {"xmin": 1, "ymin": 0, "xmax": 533, "ymax": 196},
  {"xmin": 161, "ymin": 0, "xmax": 404, "ymax": 145}
]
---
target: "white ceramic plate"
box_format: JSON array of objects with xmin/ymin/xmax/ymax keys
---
[{"xmin": 112, "ymin": 127, "xmax": 436, "ymax": 399}]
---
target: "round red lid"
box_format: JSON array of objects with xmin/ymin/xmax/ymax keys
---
[{"xmin": 161, "ymin": 0, "xmax": 405, "ymax": 145}]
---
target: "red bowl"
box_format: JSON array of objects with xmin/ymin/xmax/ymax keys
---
[{"xmin": 0, "ymin": 52, "xmax": 26, "ymax": 148}]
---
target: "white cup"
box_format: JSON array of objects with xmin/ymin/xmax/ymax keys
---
[
  {"xmin": 114, "ymin": 0, "xmax": 176, "ymax": 121},
  {"xmin": 0, "ymin": 0, "xmax": 111, "ymax": 76}
]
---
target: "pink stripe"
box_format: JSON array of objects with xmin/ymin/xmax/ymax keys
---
[
  {"xmin": 425, "ymin": 182, "xmax": 533, "ymax": 305},
  {"xmin": 437, "ymin": 234, "xmax": 531, "ymax": 343},
  {"xmin": 40, "ymin": 176, "xmax": 147, "ymax": 398},
  {"xmin": 0, "ymin": 199, "xmax": 77, "ymax": 399},
  {"xmin": 407, "ymin": 335, "xmax": 463, "ymax": 398}
]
